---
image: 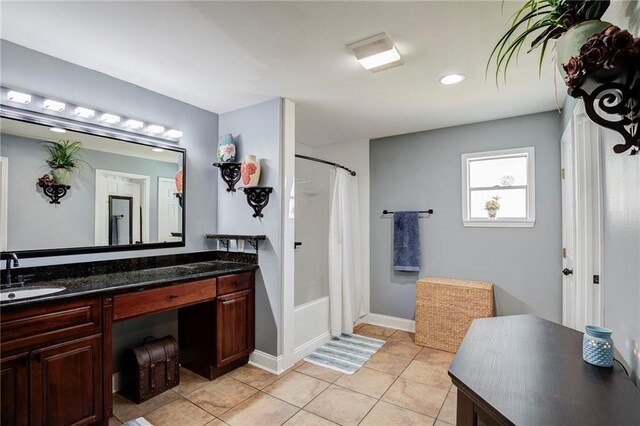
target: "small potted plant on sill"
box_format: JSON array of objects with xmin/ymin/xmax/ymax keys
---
[
  {"xmin": 485, "ymin": 196, "xmax": 501, "ymax": 219},
  {"xmin": 43, "ymin": 140, "xmax": 87, "ymax": 185}
]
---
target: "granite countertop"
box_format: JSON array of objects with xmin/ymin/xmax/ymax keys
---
[{"xmin": 1, "ymin": 260, "xmax": 258, "ymax": 309}]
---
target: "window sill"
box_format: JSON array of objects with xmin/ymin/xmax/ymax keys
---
[{"xmin": 463, "ymin": 219, "xmax": 535, "ymax": 228}]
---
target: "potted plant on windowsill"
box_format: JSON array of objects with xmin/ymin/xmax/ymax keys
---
[
  {"xmin": 487, "ymin": 0, "xmax": 612, "ymax": 84},
  {"xmin": 43, "ymin": 140, "xmax": 87, "ymax": 185}
]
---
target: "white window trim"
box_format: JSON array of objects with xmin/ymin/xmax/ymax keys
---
[{"xmin": 461, "ymin": 147, "xmax": 536, "ymax": 228}]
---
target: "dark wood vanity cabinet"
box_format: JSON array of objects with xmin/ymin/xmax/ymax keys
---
[
  {"xmin": 216, "ymin": 288, "xmax": 255, "ymax": 367},
  {"xmin": 0, "ymin": 297, "xmax": 103, "ymax": 426}
]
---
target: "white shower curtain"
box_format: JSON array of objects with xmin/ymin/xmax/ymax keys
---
[{"xmin": 328, "ymin": 168, "xmax": 365, "ymax": 337}]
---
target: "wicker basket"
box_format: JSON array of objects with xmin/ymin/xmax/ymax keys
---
[{"xmin": 415, "ymin": 277, "xmax": 495, "ymax": 353}]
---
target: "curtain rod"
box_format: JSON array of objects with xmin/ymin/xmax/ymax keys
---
[{"xmin": 295, "ymin": 154, "xmax": 356, "ymax": 176}]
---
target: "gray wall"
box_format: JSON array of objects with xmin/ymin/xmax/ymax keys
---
[
  {"xmin": 1, "ymin": 134, "xmax": 179, "ymax": 250},
  {"xmin": 0, "ymin": 40, "xmax": 219, "ymax": 265},
  {"xmin": 370, "ymin": 111, "xmax": 562, "ymax": 322},
  {"xmin": 217, "ymin": 98, "xmax": 283, "ymax": 356}
]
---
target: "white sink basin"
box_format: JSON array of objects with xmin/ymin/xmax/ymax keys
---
[{"xmin": 0, "ymin": 286, "xmax": 66, "ymax": 302}]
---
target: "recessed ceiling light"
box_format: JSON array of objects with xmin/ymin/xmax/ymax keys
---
[
  {"xmin": 125, "ymin": 119, "xmax": 144, "ymax": 130},
  {"xmin": 100, "ymin": 113, "xmax": 121, "ymax": 124},
  {"xmin": 439, "ymin": 73, "xmax": 466, "ymax": 85},
  {"xmin": 151, "ymin": 148, "xmax": 165, "ymax": 152},
  {"xmin": 348, "ymin": 33, "xmax": 405, "ymax": 72},
  {"xmin": 146, "ymin": 125, "xmax": 165, "ymax": 134},
  {"xmin": 74, "ymin": 106, "xmax": 95, "ymax": 118},
  {"xmin": 164, "ymin": 129, "xmax": 183, "ymax": 139},
  {"xmin": 43, "ymin": 99, "xmax": 66, "ymax": 112},
  {"xmin": 50, "ymin": 127, "xmax": 67, "ymax": 133},
  {"xmin": 7, "ymin": 90, "xmax": 31, "ymax": 104}
]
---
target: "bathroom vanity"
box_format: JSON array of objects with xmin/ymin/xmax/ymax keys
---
[{"xmin": 0, "ymin": 253, "xmax": 258, "ymax": 426}]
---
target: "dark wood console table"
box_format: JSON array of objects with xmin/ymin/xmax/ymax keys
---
[{"xmin": 449, "ymin": 315, "xmax": 640, "ymax": 426}]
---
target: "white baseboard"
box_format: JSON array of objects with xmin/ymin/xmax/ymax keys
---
[
  {"xmin": 249, "ymin": 350, "xmax": 285, "ymax": 375},
  {"xmin": 112, "ymin": 371, "xmax": 122, "ymax": 393},
  {"xmin": 294, "ymin": 331, "xmax": 331, "ymax": 359},
  {"xmin": 361, "ymin": 313, "xmax": 415, "ymax": 332}
]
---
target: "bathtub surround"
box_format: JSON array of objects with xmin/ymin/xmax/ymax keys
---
[{"xmin": 371, "ymin": 111, "xmax": 562, "ymax": 322}]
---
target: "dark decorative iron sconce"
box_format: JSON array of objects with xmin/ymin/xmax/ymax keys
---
[
  {"xmin": 568, "ymin": 63, "xmax": 639, "ymax": 155},
  {"xmin": 38, "ymin": 181, "xmax": 70, "ymax": 204},
  {"xmin": 213, "ymin": 162, "xmax": 242, "ymax": 192},
  {"xmin": 175, "ymin": 193, "xmax": 183, "ymax": 207},
  {"xmin": 242, "ymin": 187, "xmax": 273, "ymax": 218}
]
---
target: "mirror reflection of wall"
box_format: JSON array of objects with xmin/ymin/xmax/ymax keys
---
[{"xmin": 0, "ymin": 117, "xmax": 185, "ymax": 252}]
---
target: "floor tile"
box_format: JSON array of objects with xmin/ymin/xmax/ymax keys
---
[
  {"xmin": 284, "ymin": 410, "xmax": 338, "ymax": 425},
  {"xmin": 379, "ymin": 339, "xmax": 422, "ymax": 358},
  {"xmin": 387, "ymin": 331, "xmax": 416, "ymax": 343},
  {"xmin": 334, "ymin": 367, "xmax": 395, "ymax": 398},
  {"xmin": 219, "ymin": 392, "xmax": 299, "ymax": 426},
  {"xmin": 354, "ymin": 324, "xmax": 396, "ymax": 340},
  {"xmin": 353, "ymin": 323, "xmax": 366, "ymax": 331},
  {"xmin": 381, "ymin": 377, "xmax": 448, "ymax": 418},
  {"xmin": 305, "ymin": 385, "xmax": 377, "ymax": 426},
  {"xmin": 414, "ymin": 347, "xmax": 455, "ymax": 368},
  {"xmin": 112, "ymin": 390, "xmax": 181, "ymax": 422},
  {"xmin": 186, "ymin": 376, "xmax": 258, "ymax": 416},
  {"xmin": 359, "ymin": 400, "xmax": 435, "ymax": 426},
  {"xmin": 435, "ymin": 421, "xmax": 453, "ymax": 426},
  {"xmin": 295, "ymin": 361, "xmax": 343, "ymax": 383},
  {"xmin": 364, "ymin": 350, "xmax": 413, "ymax": 377},
  {"xmin": 400, "ymin": 360, "xmax": 452, "ymax": 390},
  {"xmin": 173, "ymin": 367, "xmax": 211, "ymax": 396},
  {"xmin": 205, "ymin": 420, "xmax": 228, "ymax": 426},
  {"xmin": 229, "ymin": 364, "xmax": 281, "ymax": 390},
  {"xmin": 109, "ymin": 417, "xmax": 123, "ymax": 426},
  {"xmin": 264, "ymin": 371, "xmax": 330, "ymax": 407},
  {"xmin": 437, "ymin": 390, "xmax": 457, "ymax": 424},
  {"xmin": 145, "ymin": 399, "xmax": 214, "ymax": 426}
]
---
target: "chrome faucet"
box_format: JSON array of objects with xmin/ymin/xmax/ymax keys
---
[{"xmin": 3, "ymin": 253, "xmax": 19, "ymax": 287}]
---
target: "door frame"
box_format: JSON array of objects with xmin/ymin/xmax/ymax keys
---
[
  {"xmin": 0, "ymin": 157, "xmax": 8, "ymax": 252},
  {"xmin": 157, "ymin": 177, "xmax": 181, "ymax": 243},
  {"xmin": 561, "ymin": 101, "xmax": 604, "ymax": 330}
]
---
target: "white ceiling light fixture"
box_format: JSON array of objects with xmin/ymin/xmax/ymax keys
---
[
  {"xmin": 125, "ymin": 119, "xmax": 144, "ymax": 130},
  {"xmin": 347, "ymin": 33, "xmax": 405, "ymax": 72},
  {"xmin": 439, "ymin": 73, "xmax": 466, "ymax": 85},
  {"xmin": 7, "ymin": 90, "xmax": 31, "ymax": 104},
  {"xmin": 100, "ymin": 113, "xmax": 121, "ymax": 124},
  {"xmin": 146, "ymin": 124, "xmax": 165, "ymax": 134},
  {"xmin": 43, "ymin": 99, "xmax": 66, "ymax": 112},
  {"xmin": 74, "ymin": 106, "xmax": 95, "ymax": 118},
  {"xmin": 50, "ymin": 127, "xmax": 67, "ymax": 133},
  {"xmin": 151, "ymin": 147, "xmax": 165, "ymax": 152},
  {"xmin": 164, "ymin": 129, "xmax": 183, "ymax": 139}
]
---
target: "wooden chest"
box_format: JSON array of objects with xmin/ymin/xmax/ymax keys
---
[{"xmin": 121, "ymin": 336, "xmax": 179, "ymax": 403}]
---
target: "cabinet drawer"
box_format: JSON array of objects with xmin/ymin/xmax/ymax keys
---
[
  {"xmin": 1, "ymin": 297, "xmax": 101, "ymax": 354},
  {"xmin": 217, "ymin": 272, "xmax": 254, "ymax": 296},
  {"xmin": 113, "ymin": 279, "xmax": 216, "ymax": 321}
]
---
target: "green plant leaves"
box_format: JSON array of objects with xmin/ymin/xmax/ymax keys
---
[{"xmin": 42, "ymin": 140, "xmax": 88, "ymax": 170}]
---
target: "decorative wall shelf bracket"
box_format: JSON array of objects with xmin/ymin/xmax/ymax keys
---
[
  {"xmin": 175, "ymin": 193, "xmax": 183, "ymax": 208},
  {"xmin": 213, "ymin": 162, "xmax": 242, "ymax": 192},
  {"xmin": 205, "ymin": 234, "xmax": 266, "ymax": 254},
  {"xmin": 38, "ymin": 182, "xmax": 70, "ymax": 204},
  {"xmin": 568, "ymin": 62, "xmax": 639, "ymax": 155},
  {"xmin": 242, "ymin": 187, "xmax": 273, "ymax": 218}
]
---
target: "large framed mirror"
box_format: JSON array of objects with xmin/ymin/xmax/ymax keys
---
[{"xmin": 0, "ymin": 107, "xmax": 186, "ymax": 257}]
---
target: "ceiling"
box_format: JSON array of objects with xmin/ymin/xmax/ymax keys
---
[{"xmin": 1, "ymin": 1, "xmax": 568, "ymax": 146}]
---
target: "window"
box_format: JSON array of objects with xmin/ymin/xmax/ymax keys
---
[{"xmin": 461, "ymin": 147, "xmax": 535, "ymax": 227}]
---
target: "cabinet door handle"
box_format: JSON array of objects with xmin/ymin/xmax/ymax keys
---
[{"xmin": 169, "ymin": 295, "xmax": 179, "ymax": 299}]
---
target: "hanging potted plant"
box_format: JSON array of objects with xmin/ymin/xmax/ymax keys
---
[
  {"xmin": 487, "ymin": 0, "xmax": 611, "ymax": 84},
  {"xmin": 43, "ymin": 140, "xmax": 87, "ymax": 185}
]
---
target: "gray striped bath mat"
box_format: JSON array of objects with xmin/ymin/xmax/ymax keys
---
[{"xmin": 304, "ymin": 333, "xmax": 385, "ymax": 374}]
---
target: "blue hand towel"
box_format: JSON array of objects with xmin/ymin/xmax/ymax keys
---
[{"xmin": 393, "ymin": 211, "xmax": 421, "ymax": 272}]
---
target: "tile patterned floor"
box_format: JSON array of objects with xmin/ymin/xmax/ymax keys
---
[{"xmin": 110, "ymin": 325, "xmax": 457, "ymax": 426}]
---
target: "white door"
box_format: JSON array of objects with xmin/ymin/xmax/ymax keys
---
[
  {"xmin": 0, "ymin": 157, "xmax": 8, "ymax": 251},
  {"xmin": 158, "ymin": 178, "xmax": 181, "ymax": 242},
  {"xmin": 561, "ymin": 123, "xmax": 577, "ymax": 329}
]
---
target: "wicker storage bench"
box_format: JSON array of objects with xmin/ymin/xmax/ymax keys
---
[{"xmin": 416, "ymin": 277, "xmax": 495, "ymax": 353}]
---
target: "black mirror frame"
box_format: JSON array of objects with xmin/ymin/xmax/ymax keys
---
[{"xmin": 0, "ymin": 104, "xmax": 187, "ymax": 259}]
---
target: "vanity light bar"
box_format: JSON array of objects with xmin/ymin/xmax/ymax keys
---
[
  {"xmin": 7, "ymin": 90, "xmax": 32, "ymax": 104},
  {"xmin": 2, "ymin": 87, "xmax": 183, "ymax": 141},
  {"xmin": 43, "ymin": 99, "xmax": 66, "ymax": 112},
  {"xmin": 100, "ymin": 113, "xmax": 121, "ymax": 124},
  {"xmin": 74, "ymin": 106, "xmax": 95, "ymax": 119}
]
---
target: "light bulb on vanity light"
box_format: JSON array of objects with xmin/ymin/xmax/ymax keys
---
[
  {"xmin": 125, "ymin": 119, "xmax": 144, "ymax": 130},
  {"xmin": 74, "ymin": 106, "xmax": 95, "ymax": 118},
  {"xmin": 151, "ymin": 148, "xmax": 165, "ymax": 153},
  {"xmin": 43, "ymin": 99, "xmax": 66, "ymax": 112},
  {"xmin": 164, "ymin": 129, "xmax": 183, "ymax": 139},
  {"xmin": 7, "ymin": 90, "xmax": 31, "ymax": 104},
  {"xmin": 100, "ymin": 113, "xmax": 121, "ymax": 124},
  {"xmin": 50, "ymin": 127, "xmax": 67, "ymax": 133},
  {"xmin": 146, "ymin": 124, "xmax": 165, "ymax": 134}
]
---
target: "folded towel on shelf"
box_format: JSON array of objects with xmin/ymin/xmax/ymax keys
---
[{"xmin": 393, "ymin": 211, "xmax": 421, "ymax": 272}]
